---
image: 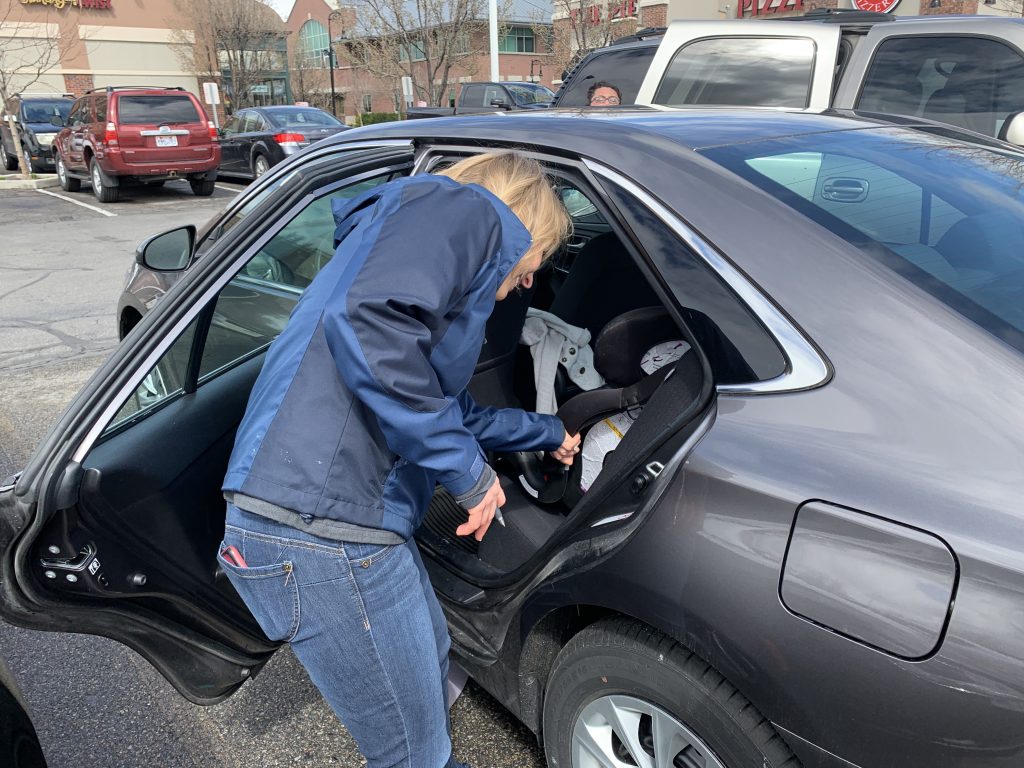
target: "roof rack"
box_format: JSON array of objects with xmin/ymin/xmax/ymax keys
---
[
  {"xmin": 84, "ymin": 85, "xmax": 187, "ymax": 94},
  {"xmin": 788, "ymin": 8, "xmax": 895, "ymax": 22},
  {"xmin": 610, "ymin": 26, "xmax": 666, "ymax": 45},
  {"xmin": 15, "ymin": 91, "xmax": 74, "ymax": 98}
]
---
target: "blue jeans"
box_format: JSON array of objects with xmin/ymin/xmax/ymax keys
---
[{"xmin": 220, "ymin": 505, "xmax": 465, "ymax": 768}]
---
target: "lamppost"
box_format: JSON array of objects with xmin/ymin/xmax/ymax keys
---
[
  {"xmin": 529, "ymin": 59, "xmax": 543, "ymax": 83},
  {"xmin": 326, "ymin": 10, "xmax": 345, "ymax": 117}
]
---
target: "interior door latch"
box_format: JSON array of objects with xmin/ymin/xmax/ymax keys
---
[{"xmin": 40, "ymin": 542, "xmax": 97, "ymax": 573}]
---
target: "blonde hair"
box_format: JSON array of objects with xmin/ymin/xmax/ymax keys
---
[{"xmin": 438, "ymin": 152, "xmax": 571, "ymax": 264}]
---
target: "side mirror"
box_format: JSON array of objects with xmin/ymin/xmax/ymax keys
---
[
  {"xmin": 998, "ymin": 110, "xmax": 1024, "ymax": 145},
  {"xmin": 489, "ymin": 98, "xmax": 510, "ymax": 109},
  {"xmin": 136, "ymin": 225, "xmax": 196, "ymax": 272},
  {"xmin": 49, "ymin": 115, "xmax": 65, "ymax": 127}
]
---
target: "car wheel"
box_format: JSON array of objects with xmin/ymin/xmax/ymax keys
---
[
  {"xmin": 543, "ymin": 618, "xmax": 800, "ymax": 768},
  {"xmin": 90, "ymin": 159, "xmax": 119, "ymax": 203},
  {"xmin": 21, "ymin": 147, "xmax": 33, "ymax": 174},
  {"xmin": 0, "ymin": 140, "xmax": 17, "ymax": 171},
  {"xmin": 253, "ymin": 154, "xmax": 270, "ymax": 178},
  {"xmin": 190, "ymin": 178, "xmax": 215, "ymax": 196},
  {"xmin": 56, "ymin": 154, "xmax": 80, "ymax": 192}
]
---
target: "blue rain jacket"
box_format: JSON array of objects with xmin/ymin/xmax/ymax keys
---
[{"xmin": 223, "ymin": 175, "xmax": 565, "ymax": 540}]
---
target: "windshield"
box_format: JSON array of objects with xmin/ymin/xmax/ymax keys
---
[
  {"xmin": 267, "ymin": 109, "xmax": 343, "ymax": 129},
  {"xmin": 21, "ymin": 99, "xmax": 72, "ymax": 123},
  {"xmin": 505, "ymin": 84, "xmax": 554, "ymax": 106},
  {"xmin": 702, "ymin": 127, "xmax": 1024, "ymax": 356}
]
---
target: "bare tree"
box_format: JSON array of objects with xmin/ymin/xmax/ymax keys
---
[
  {"xmin": 0, "ymin": 3, "xmax": 62, "ymax": 177},
  {"xmin": 290, "ymin": 46, "xmax": 334, "ymax": 112},
  {"xmin": 343, "ymin": 0, "xmax": 492, "ymax": 107},
  {"xmin": 172, "ymin": 0, "xmax": 286, "ymax": 112},
  {"xmin": 550, "ymin": 0, "xmax": 636, "ymax": 80}
]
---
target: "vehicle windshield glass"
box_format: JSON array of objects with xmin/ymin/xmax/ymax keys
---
[
  {"xmin": 505, "ymin": 84, "xmax": 554, "ymax": 105},
  {"xmin": 117, "ymin": 95, "xmax": 201, "ymax": 125},
  {"xmin": 21, "ymin": 99, "xmax": 72, "ymax": 123},
  {"xmin": 267, "ymin": 108, "xmax": 343, "ymax": 128},
  {"xmin": 702, "ymin": 127, "xmax": 1024, "ymax": 355}
]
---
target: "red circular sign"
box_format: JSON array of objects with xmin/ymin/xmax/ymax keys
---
[{"xmin": 852, "ymin": 0, "xmax": 900, "ymax": 12}]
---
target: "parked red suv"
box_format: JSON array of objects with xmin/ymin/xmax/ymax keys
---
[{"xmin": 53, "ymin": 86, "xmax": 220, "ymax": 203}]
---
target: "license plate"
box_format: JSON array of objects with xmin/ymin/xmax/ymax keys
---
[{"xmin": 156, "ymin": 136, "xmax": 178, "ymax": 147}]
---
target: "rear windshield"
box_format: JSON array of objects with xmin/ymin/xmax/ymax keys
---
[
  {"xmin": 557, "ymin": 45, "xmax": 655, "ymax": 107},
  {"xmin": 21, "ymin": 99, "xmax": 72, "ymax": 123},
  {"xmin": 702, "ymin": 128, "xmax": 1024, "ymax": 356},
  {"xmin": 266, "ymin": 109, "xmax": 342, "ymax": 128},
  {"xmin": 116, "ymin": 94, "xmax": 201, "ymax": 125},
  {"xmin": 654, "ymin": 36, "xmax": 815, "ymax": 108}
]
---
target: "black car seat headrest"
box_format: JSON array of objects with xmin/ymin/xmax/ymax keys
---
[{"xmin": 593, "ymin": 306, "xmax": 678, "ymax": 387}]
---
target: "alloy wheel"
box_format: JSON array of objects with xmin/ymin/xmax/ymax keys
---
[
  {"xmin": 572, "ymin": 695, "xmax": 726, "ymax": 768},
  {"xmin": 92, "ymin": 163, "xmax": 102, "ymax": 191},
  {"xmin": 254, "ymin": 155, "xmax": 270, "ymax": 177},
  {"xmin": 22, "ymin": 148, "xmax": 32, "ymax": 173},
  {"xmin": 57, "ymin": 156, "xmax": 66, "ymax": 184}
]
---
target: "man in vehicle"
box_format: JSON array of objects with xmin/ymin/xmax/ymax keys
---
[{"xmin": 588, "ymin": 81, "xmax": 622, "ymax": 107}]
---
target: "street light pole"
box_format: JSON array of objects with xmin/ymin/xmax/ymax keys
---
[{"xmin": 327, "ymin": 10, "xmax": 344, "ymax": 117}]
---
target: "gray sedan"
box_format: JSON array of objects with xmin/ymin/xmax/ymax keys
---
[{"xmin": 4, "ymin": 110, "xmax": 1024, "ymax": 768}]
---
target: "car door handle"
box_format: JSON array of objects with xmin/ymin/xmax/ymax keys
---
[{"xmin": 821, "ymin": 177, "xmax": 869, "ymax": 203}]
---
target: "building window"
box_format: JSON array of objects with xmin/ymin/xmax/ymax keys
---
[
  {"xmin": 298, "ymin": 20, "xmax": 330, "ymax": 67},
  {"xmin": 500, "ymin": 26, "xmax": 534, "ymax": 54},
  {"xmin": 362, "ymin": 94, "xmax": 373, "ymax": 113},
  {"xmin": 401, "ymin": 40, "xmax": 426, "ymax": 62}
]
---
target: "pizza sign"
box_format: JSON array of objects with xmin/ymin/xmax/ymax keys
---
[{"xmin": 851, "ymin": 0, "xmax": 901, "ymax": 12}]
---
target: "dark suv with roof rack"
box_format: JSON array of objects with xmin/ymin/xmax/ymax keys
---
[
  {"xmin": 0, "ymin": 92, "xmax": 74, "ymax": 174},
  {"xmin": 52, "ymin": 86, "xmax": 220, "ymax": 203}
]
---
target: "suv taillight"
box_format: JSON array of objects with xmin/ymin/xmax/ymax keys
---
[
  {"xmin": 274, "ymin": 133, "xmax": 305, "ymax": 145},
  {"xmin": 104, "ymin": 122, "xmax": 118, "ymax": 146},
  {"xmin": 208, "ymin": 121, "xmax": 218, "ymax": 141}
]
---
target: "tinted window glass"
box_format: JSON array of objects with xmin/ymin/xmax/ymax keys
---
[
  {"xmin": 198, "ymin": 174, "xmax": 395, "ymax": 380},
  {"xmin": 603, "ymin": 182, "xmax": 786, "ymax": 383},
  {"xmin": 654, "ymin": 37, "xmax": 815, "ymax": 108},
  {"xmin": 505, "ymin": 84, "xmax": 554, "ymax": 105},
  {"xmin": 705, "ymin": 129, "xmax": 1024, "ymax": 356},
  {"xmin": 20, "ymin": 99, "xmax": 72, "ymax": 123},
  {"xmin": 461, "ymin": 85, "xmax": 485, "ymax": 108},
  {"xmin": 267, "ymin": 108, "xmax": 342, "ymax": 128},
  {"xmin": 116, "ymin": 95, "xmax": 201, "ymax": 125},
  {"xmin": 558, "ymin": 46, "xmax": 656, "ymax": 107},
  {"xmin": 858, "ymin": 36, "xmax": 1024, "ymax": 138},
  {"xmin": 93, "ymin": 95, "xmax": 106, "ymax": 123}
]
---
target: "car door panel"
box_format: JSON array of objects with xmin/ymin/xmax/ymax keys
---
[{"xmin": 0, "ymin": 146, "xmax": 415, "ymax": 702}]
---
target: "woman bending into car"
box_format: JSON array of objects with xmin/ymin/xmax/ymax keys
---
[{"xmin": 218, "ymin": 151, "xmax": 579, "ymax": 768}]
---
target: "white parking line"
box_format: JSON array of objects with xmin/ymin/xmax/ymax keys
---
[
  {"xmin": 215, "ymin": 184, "xmax": 242, "ymax": 193},
  {"xmin": 36, "ymin": 188, "xmax": 117, "ymax": 217}
]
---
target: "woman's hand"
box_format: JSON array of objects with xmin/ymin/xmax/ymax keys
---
[
  {"xmin": 457, "ymin": 477, "xmax": 506, "ymax": 541},
  {"xmin": 550, "ymin": 431, "xmax": 582, "ymax": 466}
]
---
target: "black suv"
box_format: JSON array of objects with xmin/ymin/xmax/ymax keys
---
[{"xmin": 0, "ymin": 93, "xmax": 74, "ymax": 173}]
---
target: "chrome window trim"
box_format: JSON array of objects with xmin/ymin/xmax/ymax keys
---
[
  {"xmin": 73, "ymin": 159, "xmax": 412, "ymax": 462},
  {"xmin": 584, "ymin": 160, "xmax": 830, "ymax": 395}
]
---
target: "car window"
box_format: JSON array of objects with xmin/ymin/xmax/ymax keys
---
[
  {"xmin": 268, "ymin": 109, "xmax": 342, "ymax": 128},
  {"xmin": 67, "ymin": 99, "xmax": 86, "ymax": 126},
  {"xmin": 705, "ymin": 128, "xmax": 1024, "ymax": 356},
  {"xmin": 106, "ymin": 319, "xmax": 199, "ymax": 431},
  {"xmin": 602, "ymin": 181, "xmax": 787, "ymax": 383},
  {"xmin": 857, "ymin": 36, "xmax": 1024, "ymax": 138},
  {"xmin": 93, "ymin": 95, "xmax": 107, "ymax": 123},
  {"xmin": 21, "ymin": 99, "xmax": 71, "ymax": 123},
  {"xmin": 222, "ymin": 114, "xmax": 242, "ymax": 135},
  {"xmin": 196, "ymin": 173, "xmax": 396, "ymax": 380},
  {"xmin": 241, "ymin": 112, "xmax": 261, "ymax": 132},
  {"xmin": 461, "ymin": 85, "xmax": 485, "ymax": 108},
  {"xmin": 654, "ymin": 37, "xmax": 816, "ymax": 108},
  {"xmin": 484, "ymin": 85, "xmax": 505, "ymax": 105},
  {"xmin": 558, "ymin": 46, "xmax": 655, "ymax": 107},
  {"xmin": 504, "ymin": 84, "xmax": 553, "ymax": 105},
  {"xmin": 116, "ymin": 94, "xmax": 201, "ymax": 125}
]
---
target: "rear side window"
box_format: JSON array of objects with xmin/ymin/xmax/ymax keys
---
[
  {"xmin": 461, "ymin": 85, "xmax": 485, "ymax": 108},
  {"xmin": 654, "ymin": 37, "xmax": 815, "ymax": 108},
  {"xmin": 93, "ymin": 95, "xmax": 107, "ymax": 123},
  {"xmin": 857, "ymin": 36, "xmax": 1024, "ymax": 138},
  {"xmin": 558, "ymin": 46, "xmax": 655, "ymax": 107},
  {"xmin": 116, "ymin": 95, "xmax": 201, "ymax": 125}
]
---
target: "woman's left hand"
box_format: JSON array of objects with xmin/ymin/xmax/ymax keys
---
[{"xmin": 550, "ymin": 431, "xmax": 582, "ymax": 466}]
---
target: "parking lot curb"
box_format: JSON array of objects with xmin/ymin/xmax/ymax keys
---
[{"xmin": 0, "ymin": 174, "xmax": 60, "ymax": 190}]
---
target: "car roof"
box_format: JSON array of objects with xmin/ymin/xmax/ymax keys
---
[
  {"xmin": 332, "ymin": 107, "xmax": 975, "ymax": 156},
  {"xmin": 258, "ymin": 105, "xmax": 329, "ymax": 111}
]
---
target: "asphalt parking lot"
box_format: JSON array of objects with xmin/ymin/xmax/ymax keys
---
[{"xmin": 0, "ymin": 180, "xmax": 546, "ymax": 768}]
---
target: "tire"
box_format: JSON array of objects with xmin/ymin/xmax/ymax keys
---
[
  {"xmin": 90, "ymin": 159, "xmax": 119, "ymax": 203},
  {"xmin": 190, "ymin": 178, "xmax": 215, "ymax": 197},
  {"xmin": 253, "ymin": 153, "xmax": 270, "ymax": 178},
  {"xmin": 21, "ymin": 147, "xmax": 33, "ymax": 174},
  {"xmin": 0, "ymin": 140, "xmax": 17, "ymax": 171},
  {"xmin": 543, "ymin": 618, "xmax": 800, "ymax": 768},
  {"xmin": 56, "ymin": 153, "xmax": 80, "ymax": 192}
]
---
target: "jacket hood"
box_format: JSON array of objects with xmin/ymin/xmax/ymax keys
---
[{"xmin": 332, "ymin": 174, "xmax": 532, "ymax": 282}]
